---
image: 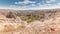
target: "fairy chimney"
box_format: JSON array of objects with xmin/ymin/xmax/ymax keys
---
[{"xmin": 6, "ymin": 11, "xmax": 16, "ymax": 19}]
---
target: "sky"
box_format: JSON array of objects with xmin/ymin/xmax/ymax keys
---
[{"xmin": 0, "ymin": 0, "xmax": 60, "ymax": 10}]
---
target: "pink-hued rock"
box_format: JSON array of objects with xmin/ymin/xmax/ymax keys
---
[{"xmin": 0, "ymin": 13, "xmax": 60, "ymax": 34}]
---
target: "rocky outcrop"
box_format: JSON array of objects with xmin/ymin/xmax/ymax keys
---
[{"xmin": 0, "ymin": 11, "xmax": 60, "ymax": 34}]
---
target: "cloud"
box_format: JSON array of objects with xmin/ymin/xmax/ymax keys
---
[
  {"xmin": 46, "ymin": 0, "xmax": 56, "ymax": 3},
  {"xmin": 14, "ymin": 0, "xmax": 37, "ymax": 8},
  {"xmin": 39, "ymin": 2, "xmax": 60, "ymax": 9},
  {"xmin": 9, "ymin": 4, "xmax": 40, "ymax": 10},
  {"xmin": 9, "ymin": 3, "xmax": 60, "ymax": 10},
  {"xmin": 15, "ymin": 0, "xmax": 36, "ymax": 4},
  {"xmin": 9, "ymin": 0, "xmax": 60, "ymax": 10}
]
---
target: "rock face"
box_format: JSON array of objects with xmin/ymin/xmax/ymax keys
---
[
  {"xmin": 6, "ymin": 12, "xmax": 16, "ymax": 19},
  {"xmin": 0, "ymin": 11, "xmax": 60, "ymax": 34},
  {"xmin": 0, "ymin": 14, "xmax": 28, "ymax": 34}
]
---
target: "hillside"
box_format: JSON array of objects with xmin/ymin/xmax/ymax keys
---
[{"xmin": 0, "ymin": 9, "xmax": 60, "ymax": 34}]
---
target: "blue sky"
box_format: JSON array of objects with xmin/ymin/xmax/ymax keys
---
[{"xmin": 0, "ymin": 0, "xmax": 60, "ymax": 10}]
